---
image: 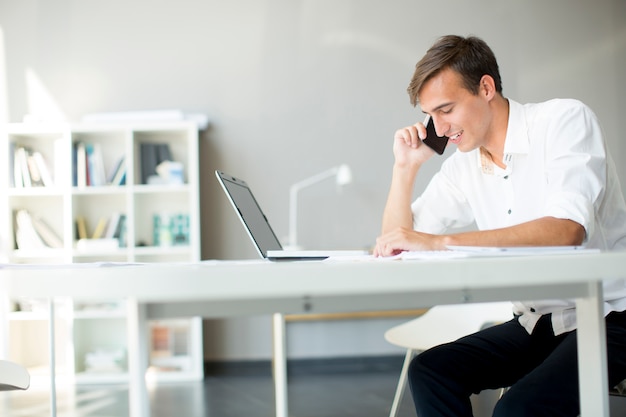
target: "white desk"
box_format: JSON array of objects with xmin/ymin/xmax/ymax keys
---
[{"xmin": 2, "ymin": 251, "xmax": 624, "ymax": 417}]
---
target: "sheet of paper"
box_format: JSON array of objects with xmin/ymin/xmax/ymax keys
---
[
  {"xmin": 445, "ymin": 245, "xmax": 600, "ymax": 256},
  {"xmin": 325, "ymin": 246, "xmax": 600, "ymax": 262}
]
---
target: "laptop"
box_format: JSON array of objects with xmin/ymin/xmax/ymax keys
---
[{"xmin": 215, "ymin": 170, "xmax": 367, "ymax": 261}]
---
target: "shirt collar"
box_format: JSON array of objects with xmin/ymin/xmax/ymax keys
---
[
  {"xmin": 503, "ymin": 99, "xmax": 530, "ymax": 156},
  {"xmin": 476, "ymin": 98, "xmax": 529, "ymax": 175}
]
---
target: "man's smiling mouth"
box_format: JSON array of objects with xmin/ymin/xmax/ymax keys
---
[{"xmin": 449, "ymin": 131, "xmax": 463, "ymax": 143}]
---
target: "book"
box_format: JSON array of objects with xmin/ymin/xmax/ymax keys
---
[
  {"xmin": 153, "ymin": 213, "xmax": 171, "ymax": 246},
  {"xmin": 157, "ymin": 143, "xmax": 173, "ymax": 163},
  {"xmin": 76, "ymin": 216, "xmax": 88, "ymax": 240},
  {"xmin": 104, "ymin": 212, "xmax": 122, "ymax": 239},
  {"xmin": 72, "ymin": 142, "xmax": 77, "ymax": 186},
  {"xmin": 32, "ymin": 151, "xmax": 54, "ymax": 187},
  {"xmin": 85, "ymin": 143, "xmax": 94, "ymax": 186},
  {"xmin": 107, "ymin": 156, "xmax": 126, "ymax": 186},
  {"xmin": 115, "ymin": 214, "xmax": 127, "ymax": 247},
  {"xmin": 140, "ymin": 143, "xmax": 173, "ymax": 184},
  {"xmin": 140, "ymin": 143, "xmax": 159, "ymax": 184},
  {"xmin": 114, "ymin": 170, "xmax": 126, "ymax": 186},
  {"xmin": 26, "ymin": 153, "xmax": 45, "ymax": 187},
  {"xmin": 86, "ymin": 143, "xmax": 106, "ymax": 186},
  {"xmin": 91, "ymin": 217, "xmax": 108, "ymax": 239},
  {"xmin": 94, "ymin": 143, "xmax": 106, "ymax": 186},
  {"xmin": 75, "ymin": 142, "xmax": 87, "ymax": 187},
  {"xmin": 16, "ymin": 147, "xmax": 31, "ymax": 187},
  {"xmin": 9, "ymin": 142, "xmax": 15, "ymax": 187},
  {"xmin": 31, "ymin": 214, "xmax": 63, "ymax": 248},
  {"xmin": 13, "ymin": 146, "xmax": 23, "ymax": 188},
  {"xmin": 14, "ymin": 210, "xmax": 46, "ymax": 250},
  {"xmin": 170, "ymin": 214, "xmax": 190, "ymax": 246}
]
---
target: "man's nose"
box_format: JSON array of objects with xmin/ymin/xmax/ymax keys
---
[{"xmin": 431, "ymin": 117, "xmax": 449, "ymax": 137}]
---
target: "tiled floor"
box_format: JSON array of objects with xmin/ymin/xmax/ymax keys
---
[
  {"xmin": 2, "ymin": 370, "xmax": 625, "ymax": 417},
  {"xmin": 2, "ymin": 371, "xmax": 410, "ymax": 417}
]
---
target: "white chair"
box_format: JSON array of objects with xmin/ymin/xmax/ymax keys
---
[
  {"xmin": 384, "ymin": 302, "xmax": 514, "ymax": 417},
  {"xmin": 0, "ymin": 360, "xmax": 30, "ymax": 391}
]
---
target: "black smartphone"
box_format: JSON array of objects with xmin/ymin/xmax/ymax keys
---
[{"xmin": 422, "ymin": 116, "xmax": 449, "ymax": 155}]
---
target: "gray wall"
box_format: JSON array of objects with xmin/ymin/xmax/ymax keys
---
[{"xmin": 1, "ymin": 0, "xmax": 625, "ymax": 361}]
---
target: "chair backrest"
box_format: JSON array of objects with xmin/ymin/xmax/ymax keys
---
[
  {"xmin": 0, "ymin": 360, "xmax": 31, "ymax": 391},
  {"xmin": 384, "ymin": 302, "xmax": 514, "ymax": 350}
]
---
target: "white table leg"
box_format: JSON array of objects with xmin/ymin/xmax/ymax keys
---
[
  {"xmin": 272, "ymin": 313, "xmax": 288, "ymax": 417},
  {"xmin": 48, "ymin": 298, "xmax": 57, "ymax": 417},
  {"xmin": 0, "ymin": 294, "xmax": 9, "ymax": 358},
  {"xmin": 0, "ymin": 294, "xmax": 8, "ymax": 416},
  {"xmin": 575, "ymin": 281, "xmax": 609, "ymax": 417},
  {"xmin": 127, "ymin": 298, "xmax": 150, "ymax": 417}
]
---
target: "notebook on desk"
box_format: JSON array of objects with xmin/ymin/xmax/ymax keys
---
[{"xmin": 215, "ymin": 170, "xmax": 366, "ymax": 261}]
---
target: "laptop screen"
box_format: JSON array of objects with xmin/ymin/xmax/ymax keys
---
[{"xmin": 215, "ymin": 171, "xmax": 283, "ymax": 257}]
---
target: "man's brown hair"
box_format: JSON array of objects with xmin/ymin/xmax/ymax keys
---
[{"xmin": 407, "ymin": 35, "xmax": 502, "ymax": 106}]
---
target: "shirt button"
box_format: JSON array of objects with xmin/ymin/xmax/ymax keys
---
[
  {"xmin": 503, "ymin": 175, "xmax": 509, "ymax": 180},
  {"xmin": 507, "ymin": 209, "xmax": 512, "ymax": 214},
  {"xmin": 530, "ymin": 308, "xmax": 536, "ymax": 312}
]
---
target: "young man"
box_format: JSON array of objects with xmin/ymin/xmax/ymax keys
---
[{"xmin": 374, "ymin": 35, "xmax": 626, "ymax": 417}]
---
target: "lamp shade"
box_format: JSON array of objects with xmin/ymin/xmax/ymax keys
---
[{"xmin": 335, "ymin": 164, "xmax": 352, "ymax": 186}]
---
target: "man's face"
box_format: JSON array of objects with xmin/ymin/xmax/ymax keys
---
[{"xmin": 418, "ymin": 68, "xmax": 492, "ymax": 153}]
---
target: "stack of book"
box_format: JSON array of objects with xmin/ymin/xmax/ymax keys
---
[
  {"xmin": 73, "ymin": 142, "xmax": 126, "ymax": 187},
  {"xmin": 11, "ymin": 145, "xmax": 55, "ymax": 188},
  {"xmin": 140, "ymin": 143, "xmax": 175, "ymax": 184},
  {"xmin": 75, "ymin": 212, "xmax": 127, "ymax": 250},
  {"xmin": 152, "ymin": 213, "xmax": 190, "ymax": 247},
  {"xmin": 14, "ymin": 209, "xmax": 63, "ymax": 250}
]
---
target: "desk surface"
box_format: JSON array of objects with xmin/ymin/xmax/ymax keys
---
[{"xmin": 2, "ymin": 251, "xmax": 624, "ymax": 316}]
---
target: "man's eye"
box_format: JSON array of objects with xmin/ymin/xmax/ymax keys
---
[{"xmin": 441, "ymin": 108, "xmax": 452, "ymax": 114}]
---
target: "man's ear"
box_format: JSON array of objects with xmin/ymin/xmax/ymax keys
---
[{"xmin": 479, "ymin": 75, "xmax": 496, "ymax": 100}]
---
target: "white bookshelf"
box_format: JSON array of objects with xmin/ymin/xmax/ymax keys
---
[{"xmin": 0, "ymin": 121, "xmax": 203, "ymax": 384}]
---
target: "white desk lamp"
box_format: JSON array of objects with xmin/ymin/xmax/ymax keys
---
[{"xmin": 287, "ymin": 164, "xmax": 352, "ymax": 249}]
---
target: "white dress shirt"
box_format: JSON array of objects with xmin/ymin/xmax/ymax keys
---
[{"xmin": 411, "ymin": 98, "xmax": 626, "ymax": 334}]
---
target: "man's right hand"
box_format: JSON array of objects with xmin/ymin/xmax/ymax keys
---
[{"xmin": 392, "ymin": 122, "xmax": 435, "ymax": 168}]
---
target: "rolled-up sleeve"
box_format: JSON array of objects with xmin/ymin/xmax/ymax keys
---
[
  {"xmin": 541, "ymin": 101, "xmax": 606, "ymax": 240},
  {"xmin": 411, "ymin": 163, "xmax": 475, "ymax": 234}
]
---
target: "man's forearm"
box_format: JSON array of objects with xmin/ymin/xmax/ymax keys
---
[
  {"xmin": 442, "ymin": 217, "xmax": 586, "ymax": 248},
  {"xmin": 380, "ymin": 164, "xmax": 419, "ymax": 234}
]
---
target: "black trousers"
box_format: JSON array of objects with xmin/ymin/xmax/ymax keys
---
[{"xmin": 408, "ymin": 310, "xmax": 626, "ymax": 417}]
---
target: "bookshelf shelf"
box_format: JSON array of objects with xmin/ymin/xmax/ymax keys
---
[
  {"xmin": 71, "ymin": 186, "xmax": 127, "ymax": 195},
  {"xmin": 9, "ymin": 311, "xmax": 52, "ymax": 321},
  {"xmin": 8, "ymin": 187, "xmax": 64, "ymax": 197},
  {"xmin": 12, "ymin": 248, "xmax": 67, "ymax": 260},
  {"xmin": 73, "ymin": 311, "xmax": 128, "ymax": 320},
  {"xmin": 1, "ymin": 121, "xmax": 203, "ymax": 384}
]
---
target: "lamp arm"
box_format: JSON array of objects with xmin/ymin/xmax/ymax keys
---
[
  {"xmin": 288, "ymin": 186, "xmax": 299, "ymax": 248},
  {"xmin": 289, "ymin": 167, "xmax": 339, "ymax": 192},
  {"xmin": 287, "ymin": 167, "xmax": 339, "ymax": 248}
]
